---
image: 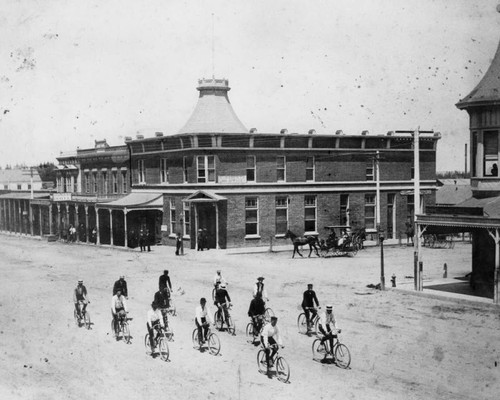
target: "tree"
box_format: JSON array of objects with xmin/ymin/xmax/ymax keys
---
[{"xmin": 37, "ymin": 162, "xmax": 57, "ymax": 186}]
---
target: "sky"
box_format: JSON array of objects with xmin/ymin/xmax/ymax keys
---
[{"xmin": 1, "ymin": 0, "xmax": 500, "ymax": 172}]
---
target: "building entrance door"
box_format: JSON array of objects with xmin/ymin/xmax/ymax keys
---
[{"xmin": 197, "ymin": 203, "xmax": 217, "ymax": 249}]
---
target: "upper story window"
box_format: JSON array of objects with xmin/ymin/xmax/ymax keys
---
[
  {"xmin": 138, "ymin": 160, "xmax": 145, "ymax": 184},
  {"xmin": 246, "ymin": 156, "xmax": 256, "ymax": 182},
  {"xmin": 306, "ymin": 157, "xmax": 315, "ymax": 181},
  {"xmin": 112, "ymin": 172, "xmax": 118, "ymax": 194},
  {"xmin": 484, "ymin": 130, "xmax": 499, "ymax": 177},
  {"xmin": 17, "ymin": 184, "xmax": 22, "ymax": 190},
  {"xmin": 102, "ymin": 171, "xmax": 107, "ymax": 194},
  {"xmin": 245, "ymin": 197, "xmax": 259, "ymax": 236},
  {"xmin": 304, "ymin": 195, "xmax": 317, "ymax": 232},
  {"xmin": 122, "ymin": 171, "xmax": 127, "ymax": 193},
  {"xmin": 277, "ymin": 156, "xmax": 286, "ymax": 182},
  {"xmin": 197, "ymin": 155, "xmax": 215, "ymax": 183},
  {"xmin": 183, "ymin": 156, "xmax": 189, "ymax": 183},
  {"xmin": 93, "ymin": 173, "xmax": 98, "ymax": 193},
  {"xmin": 160, "ymin": 158, "xmax": 168, "ymax": 184},
  {"xmin": 366, "ymin": 162, "xmax": 374, "ymax": 181}
]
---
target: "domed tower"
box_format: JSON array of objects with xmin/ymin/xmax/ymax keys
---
[
  {"xmin": 457, "ymin": 35, "xmax": 500, "ymax": 197},
  {"xmin": 179, "ymin": 78, "xmax": 248, "ymax": 134}
]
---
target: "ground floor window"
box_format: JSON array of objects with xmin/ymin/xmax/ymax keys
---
[
  {"xmin": 245, "ymin": 197, "xmax": 259, "ymax": 236},
  {"xmin": 170, "ymin": 199, "xmax": 176, "ymax": 234},
  {"xmin": 365, "ymin": 194, "xmax": 375, "ymax": 229},
  {"xmin": 340, "ymin": 194, "xmax": 349, "ymax": 226},
  {"xmin": 183, "ymin": 202, "xmax": 190, "ymax": 237},
  {"xmin": 304, "ymin": 195, "xmax": 317, "ymax": 232},
  {"xmin": 275, "ymin": 196, "xmax": 288, "ymax": 235}
]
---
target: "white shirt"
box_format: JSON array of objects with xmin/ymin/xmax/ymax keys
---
[
  {"xmin": 261, "ymin": 322, "xmax": 282, "ymax": 347},
  {"xmin": 111, "ymin": 294, "xmax": 128, "ymax": 314},
  {"xmin": 195, "ymin": 304, "xmax": 214, "ymax": 325},
  {"xmin": 319, "ymin": 311, "xmax": 338, "ymax": 330},
  {"xmin": 214, "ymin": 274, "xmax": 227, "ymax": 286},
  {"xmin": 147, "ymin": 309, "xmax": 165, "ymax": 329}
]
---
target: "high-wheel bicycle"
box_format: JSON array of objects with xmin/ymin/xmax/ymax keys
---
[
  {"xmin": 297, "ymin": 307, "xmax": 320, "ymax": 335},
  {"xmin": 312, "ymin": 330, "xmax": 351, "ymax": 368},
  {"xmin": 214, "ymin": 303, "xmax": 236, "ymax": 335},
  {"xmin": 144, "ymin": 326, "xmax": 170, "ymax": 361},
  {"xmin": 256, "ymin": 344, "xmax": 290, "ymax": 383},
  {"xmin": 191, "ymin": 325, "xmax": 221, "ymax": 355},
  {"xmin": 111, "ymin": 314, "xmax": 132, "ymax": 344},
  {"xmin": 74, "ymin": 303, "xmax": 91, "ymax": 330}
]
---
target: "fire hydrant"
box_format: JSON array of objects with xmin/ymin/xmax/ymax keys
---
[{"xmin": 391, "ymin": 274, "xmax": 396, "ymax": 287}]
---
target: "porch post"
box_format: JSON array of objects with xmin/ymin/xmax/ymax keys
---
[
  {"xmin": 96, "ymin": 208, "xmax": 100, "ymax": 245},
  {"xmin": 49, "ymin": 204, "xmax": 54, "ymax": 235},
  {"xmin": 194, "ymin": 204, "xmax": 198, "ymax": 250},
  {"xmin": 57, "ymin": 204, "xmax": 61, "ymax": 239},
  {"xmin": 85, "ymin": 206, "xmax": 89, "ymax": 243},
  {"xmin": 495, "ymin": 229, "xmax": 499, "ymax": 305},
  {"xmin": 124, "ymin": 209, "xmax": 128, "ymax": 248},
  {"xmin": 109, "ymin": 209, "xmax": 114, "ymax": 246},
  {"xmin": 76, "ymin": 207, "xmax": 80, "ymax": 242},
  {"xmin": 215, "ymin": 202, "xmax": 220, "ymax": 249},
  {"xmin": 29, "ymin": 202, "xmax": 34, "ymax": 236},
  {"xmin": 39, "ymin": 205, "xmax": 43, "ymax": 236}
]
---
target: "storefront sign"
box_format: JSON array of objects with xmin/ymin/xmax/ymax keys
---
[
  {"xmin": 52, "ymin": 193, "xmax": 73, "ymax": 202},
  {"xmin": 218, "ymin": 175, "xmax": 246, "ymax": 184}
]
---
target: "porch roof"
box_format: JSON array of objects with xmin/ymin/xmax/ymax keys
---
[
  {"xmin": 183, "ymin": 190, "xmax": 227, "ymax": 203},
  {"xmin": 98, "ymin": 192, "xmax": 163, "ymax": 210}
]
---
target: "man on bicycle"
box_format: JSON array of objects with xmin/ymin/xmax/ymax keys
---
[
  {"xmin": 146, "ymin": 301, "xmax": 165, "ymax": 355},
  {"xmin": 248, "ymin": 291, "xmax": 266, "ymax": 338},
  {"xmin": 213, "ymin": 270, "xmax": 227, "ymax": 290},
  {"xmin": 301, "ymin": 283, "xmax": 320, "ymax": 333},
  {"xmin": 154, "ymin": 286, "xmax": 171, "ymax": 326},
  {"xmin": 195, "ymin": 297, "xmax": 213, "ymax": 345},
  {"xmin": 214, "ymin": 283, "xmax": 232, "ymax": 330},
  {"xmin": 253, "ymin": 276, "xmax": 268, "ymax": 302},
  {"xmin": 318, "ymin": 304, "xmax": 341, "ymax": 361},
  {"xmin": 159, "ymin": 270, "xmax": 172, "ymax": 292},
  {"xmin": 260, "ymin": 316, "xmax": 283, "ymax": 373},
  {"xmin": 111, "ymin": 288, "xmax": 128, "ymax": 336},
  {"xmin": 113, "ymin": 275, "xmax": 128, "ymax": 299},
  {"xmin": 73, "ymin": 279, "xmax": 89, "ymax": 319}
]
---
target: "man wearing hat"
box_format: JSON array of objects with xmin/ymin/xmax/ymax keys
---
[
  {"xmin": 260, "ymin": 316, "xmax": 283, "ymax": 373},
  {"xmin": 159, "ymin": 270, "xmax": 172, "ymax": 293},
  {"xmin": 214, "ymin": 282, "xmax": 232, "ymax": 330},
  {"xmin": 73, "ymin": 279, "xmax": 89, "ymax": 319},
  {"xmin": 253, "ymin": 277, "xmax": 268, "ymax": 302},
  {"xmin": 318, "ymin": 305, "xmax": 341, "ymax": 361},
  {"xmin": 111, "ymin": 288, "xmax": 128, "ymax": 337},
  {"xmin": 113, "ymin": 275, "xmax": 128, "ymax": 299},
  {"xmin": 301, "ymin": 284, "xmax": 320, "ymax": 332},
  {"xmin": 146, "ymin": 301, "xmax": 164, "ymax": 355}
]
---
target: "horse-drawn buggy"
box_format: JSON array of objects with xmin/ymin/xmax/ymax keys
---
[{"xmin": 318, "ymin": 226, "xmax": 364, "ymax": 257}]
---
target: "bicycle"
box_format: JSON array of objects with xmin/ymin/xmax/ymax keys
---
[
  {"xmin": 191, "ymin": 324, "xmax": 221, "ymax": 355},
  {"xmin": 74, "ymin": 302, "xmax": 91, "ymax": 330},
  {"xmin": 264, "ymin": 304, "xmax": 274, "ymax": 323},
  {"xmin": 257, "ymin": 344, "xmax": 290, "ymax": 383},
  {"xmin": 144, "ymin": 325, "xmax": 170, "ymax": 361},
  {"xmin": 214, "ymin": 303, "xmax": 236, "ymax": 335},
  {"xmin": 246, "ymin": 315, "xmax": 265, "ymax": 343},
  {"xmin": 111, "ymin": 313, "xmax": 132, "ymax": 344},
  {"xmin": 297, "ymin": 307, "xmax": 320, "ymax": 335},
  {"xmin": 166, "ymin": 297, "xmax": 177, "ymax": 317},
  {"xmin": 158, "ymin": 309, "xmax": 175, "ymax": 341},
  {"xmin": 312, "ymin": 329, "xmax": 351, "ymax": 368}
]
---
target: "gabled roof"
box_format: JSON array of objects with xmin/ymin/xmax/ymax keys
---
[
  {"xmin": 183, "ymin": 190, "xmax": 227, "ymax": 203},
  {"xmin": 436, "ymin": 183, "xmax": 472, "ymax": 205},
  {"xmin": 0, "ymin": 169, "xmax": 42, "ymax": 183},
  {"xmin": 178, "ymin": 78, "xmax": 247, "ymax": 134},
  {"xmin": 458, "ymin": 196, "xmax": 500, "ymax": 218},
  {"xmin": 457, "ymin": 41, "xmax": 500, "ymax": 109}
]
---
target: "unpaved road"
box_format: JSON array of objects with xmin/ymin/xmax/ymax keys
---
[{"xmin": 0, "ymin": 234, "xmax": 498, "ymax": 400}]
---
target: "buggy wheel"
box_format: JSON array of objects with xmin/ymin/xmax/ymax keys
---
[
  {"xmin": 313, "ymin": 316, "xmax": 320, "ymax": 334},
  {"xmin": 214, "ymin": 311, "xmax": 223, "ymax": 331},
  {"xmin": 297, "ymin": 313, "xmax": 308, "ymax": 334},
  {"xmin": 84, "ymin": 311, "xmax": 91, "ymax": 330},
  {"xmin": 208, "ymin": 333, "xmax": 220, "ymax": 355},
  {"xmin": 264, "ymin": 308, "xmax": 274, "ymax": 322},
  {"xmin": 246, "ymin": 322, "xmax": 253, "ymax": 339},
  {"xmin": 349, "ymin": 248, "xmax": 358, "ymax": 257},
  {"xmin": 122, "ymin": 322, "xmax": 131, "ymax": 344},
  {"xmin": 276, "ymin": 356, "xmax": 290, "ymax": 383},
  {"xmin": 320, "ymin": 248, "xmax": 328, "ymax": 258},
  {"xmin": 158, "ymin": 336, "xmax": 169, "ymax": 361},
  {"xmin": 212, "ymin": 287, "xmax": 216, "ymax": 301},
  {"xmin": 312, "ymin": 338, "xmax": 326, "ymax": 361},
  {"xmin": 334, "ymin": 343, "xmax": 351, "ymax": 369},
  {"xmin": 257, "ymin": 350, "xmax": 267, "ymax": 374},
  {"xmin": 144, "ymin": 333, "xmax": 151, "ymax": 355},
  {"xmin": 191, "ymin": 328, "xmax": 200, "ymax": 349}
]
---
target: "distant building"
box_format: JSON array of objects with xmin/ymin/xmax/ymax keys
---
[
  {"xmin": 0, "ymin": 169, "xmax": 43, "ymax": 191},
  {"xmin": 435, "ymin": 179, "xmax": 472, "ymax": 206}
]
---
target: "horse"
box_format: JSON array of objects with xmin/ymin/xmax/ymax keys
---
[
  {"xmin": 352, "ymin": 227, "xmax": 366, "ymax": 250},
  {"xmin": 284, "ymin": 230, "xmax": 319, "ymax": 258}
]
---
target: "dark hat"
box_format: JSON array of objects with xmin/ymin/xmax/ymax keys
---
[
  {"xmin": 257, "ymin": 276, "xmax": 264, "ymax": 281},
  {"xmin": 164, "ymin": 270, "xmax": 169, "ymax": 274},
  {"xmin": 200, "ymin": 297, "xmax": 207, "ymax": 303},
  {"xmin": 270, "ymin": 316, "xmax": 278, "ymax": 322},
  {"xmin": 307, "ymin": 283, "xmax": 313, "ymax": 287}
]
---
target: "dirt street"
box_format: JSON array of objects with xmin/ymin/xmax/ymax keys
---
[{"xmin": 0, "ymin": 235, "xmax": 498, "ymax": 400}]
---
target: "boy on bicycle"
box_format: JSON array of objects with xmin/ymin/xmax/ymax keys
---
[
  {"xmin": 260, "ymin": 316, "xmax": 283, "ymax": 373},
  {"xmin": 146, "ymin": 301, "xmax": 165, "ymax": 355},
  {"xmin": 195, "ymin": 297, "xmax": 213, "ymax": 345},
  {"xmin": 154, "ymin": 286, "xmax": 171, "ymax": 325},
  {"xmin": 214, "ymin": 283, "xmax": 232, "ymax": 330},
  {"xmin": 318, "ymin": 305, "xmax": 341, "ymax": 361},
  {"xmin": 301, "ymin": 283, "xmax": 320, "ymax": 332},
  {"xmin": 111, "ymin": 288, "xmax": 128, "ymax": 336},
  {"xmin": 73, "ymin": 279, "xmax": 89, "ymax": 319}
]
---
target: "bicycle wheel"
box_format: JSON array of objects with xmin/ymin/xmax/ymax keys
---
[
  {"xmin": 111, "ymin": 320, "xmax": 117, "ymax": 339},
  {"xmin": 246, "ymin": 322, "xmax": 253, "ymax": 338},
  {"xmin": 256, "ymin": 350, "xmax": 267, "ymax": 374},
  {"xmin": 169, "ymin": 301, "xmax": 177, "ymax": 317},
  {"xmin": 144, "ymin": 333, "xmax": 152, "ymax": 355},
  {"xmin": 212, "ymin": 288, "xmax": 216, "ymax": 301},
  {"xmin": 214, "ymin": 311, "xmax": 223, "ymax": 331},
  {"xmin": 122, "ymin": 322, "xmax": 131, "ymax": 344},
  {"xmin": 312, "ymin": 338, "xmax": 326, "ymax": 360},
  {"xmin": 191, "ymin": 328, "xmax": 200, "ymax": 349},
  {"xmin": 158, "ymin": 336, "xmax": 170, "ymax": 362},
  {"xmin": 208, "ymin": 333, "xmax": 220, "ymax": 356},
  {"xmin": 320, "ymin": 247, "xmax": 329, "ymax": 258},
  {"xmin": 264, "ymin": 308, "xmax": 274, "ymax": 322},
  {"xmin": 84, "ymin": 311, "xmax": 91, "ymax": 330},
  {"xmin": 334, "ymin": 343, "xmax": 351, "ymax": 369},
  {"xmin": 227, "ymin": 316, "xmax": 236, "ymax": 336},
  {"xmin": 276, "ymin": 356, "xmax": 290, "ymax": 383},
  {"xmin": 74, "ymin": 309, "xmax": 80, "ymax": 327},
  {"xmin": 297, "ymin": 313, "xmax": 308, "ymax": 334}
]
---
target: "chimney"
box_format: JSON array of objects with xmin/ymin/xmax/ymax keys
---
[
  {"xmin": 155, "ymin": 132, "xmax": 163, "ymax": 137},
  {"xmin": 280, "ymin": 129, "xmax": 288, "ymax": 134},
  {"xmin": 386, "ymin": 131, "xmax": 394, "ymax": 136},
  {"xmin": 308, "ymin": 129, "xmax": 316, "ymax": 135},
  {"xmin": 361, "ymin": 130, "xmax": 369, "ymax": 135},
  {"xmin": 124, "ymin": 136, "xmax": 132, "ymax": 142},
  {"xmin": 249, "ymin": 128, "xmax": 258, "ymax": 134},
  {"xmin": 335, "ymin": 130, "xmax": 343, "ymax": 135}
]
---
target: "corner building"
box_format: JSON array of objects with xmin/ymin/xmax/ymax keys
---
[{"xmin": 126, "ymin": 78, "xmax": 440, "ymax": 249}]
